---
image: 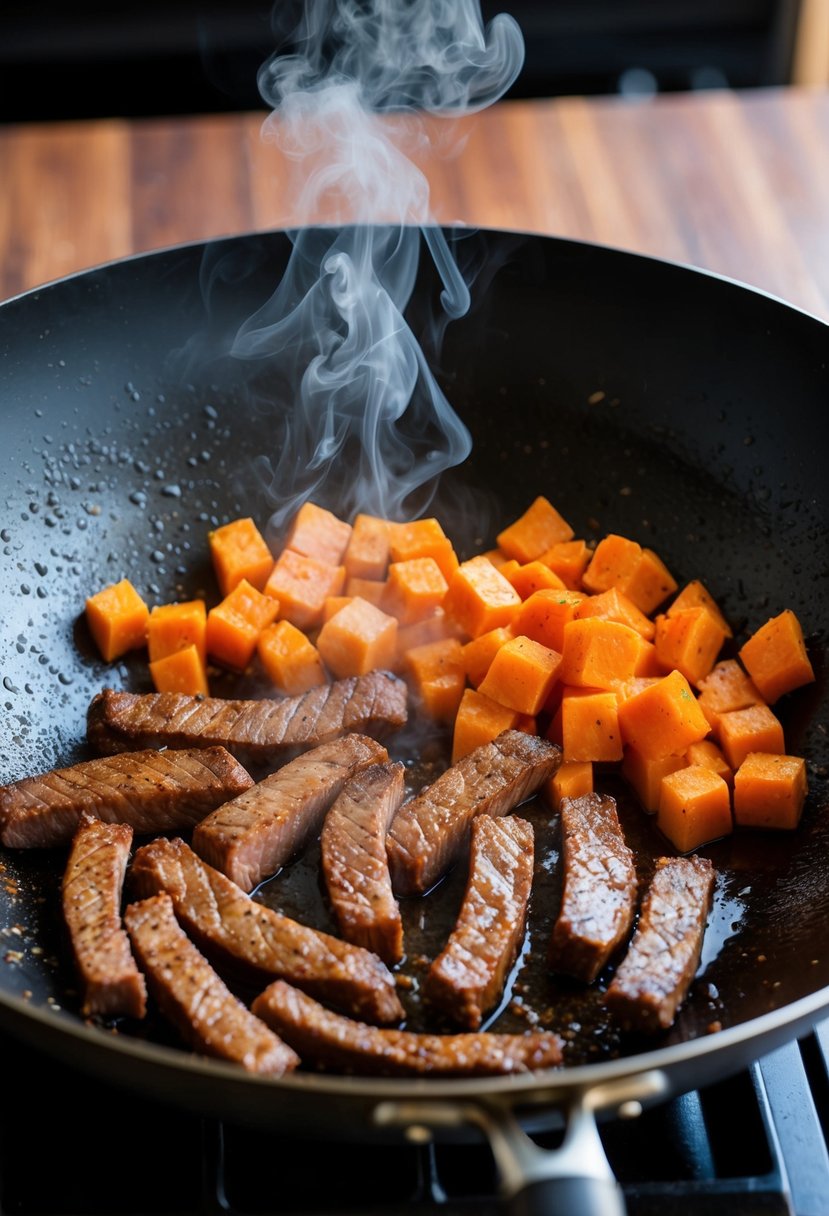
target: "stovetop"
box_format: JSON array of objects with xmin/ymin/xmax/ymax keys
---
[{"xmin": 3, "ymin": 1022, "xmax": 829, "ymax": 1215}]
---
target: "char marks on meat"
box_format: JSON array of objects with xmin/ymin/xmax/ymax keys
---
[
  {"xmin": 425, "ymin": 815, "xmax": 534, "ymax": 1029},
  {"xmin": 0, "ymin": 747, "xmax": 254, "ymax": 849},
  {"xmin": 605, "ymin": 855, "xmax": 715, "ymax": 1033},
  {"xmin": 320, "ymin": 762, "xmax": 405, "ymax": 966},
  {"xmin": 62, "ymin": 814, "xmax": 147, "ymax": 1019},
  {"xmin": 130, "ymin": 836, "xmax": 404, "ymax": 1025},
  {"xmin": 386, "ymin": 730, "xmax": 561, "ymax": 896},
  {"xmin": 548, "ymin": 793, "xmax": 637, "ymax": 983},
  {"xmin": 124, "ymin": 893, "xmax": 299, "ymax": 1076},
  {"xmin": 87, "ymin": 672, "xmax": 407, "ymax": 765},
  {"xmin": 192, "ymin": 735, "xmax": 389, "ymax": 892},
  {"xmin": 252, "ymin": 980, "xmax": 563, "ymax": 1077}
]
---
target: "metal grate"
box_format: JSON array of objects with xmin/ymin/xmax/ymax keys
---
[{"xmin": 3, "ymin": 1025, "xmax": 829, "ymax": 1214}]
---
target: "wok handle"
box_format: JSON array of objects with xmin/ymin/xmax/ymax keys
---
[{"xmin": 485, "ymin": 1097, "xmax": 627, "ymax": 1216}]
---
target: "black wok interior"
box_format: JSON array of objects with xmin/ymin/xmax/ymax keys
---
[{"xmin": 0, "ymin": 228, "xmax": 827, "ymax": 1105}]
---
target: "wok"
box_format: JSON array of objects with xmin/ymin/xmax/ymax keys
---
[{"xmin": 0, "ymin": 227, "xmax": 827, "ymax": 1215}]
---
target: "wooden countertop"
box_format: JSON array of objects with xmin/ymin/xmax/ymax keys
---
[{"xmin": 2, "ymin": 86, "xmax": 829, "ymax": 321}]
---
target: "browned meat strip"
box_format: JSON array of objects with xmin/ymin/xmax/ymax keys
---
[
  {"xmin": 605, "ymin": 855, "xmax": 715, "ymax": 1033},
  {"xmin": 320, "ymin": 762, "xmax": 405, "ymax": 966},
  {"xmin": 192, "ymin": 735, "xmax": 389, "ymax": 892},
  {"xmin": 548, "ymin": 793, "xmax": 637, "ymax": 983},
  {"xmin": 87, "ymin": 672, "xmax": 407, "ymax": 765},
  {"xmin": 252, "ymin": 980, "xmax": 563, "ymax": 1077},
  {"xmin": 62, "ymin": 814, "xmax": 147, "ymax": 1019},
  {"xmin": 124, "ymin": 893, "xmax": 299, "ymax": 1076},
  {"xmin": 424, "ymin": 815, "xmax": 534, "ymax": 1030},
  {"xmin": 386, "ymin": 730, "xmax": 560, "ymax": 896},
  {"xmin": 130, "ymin": 836, "xmax": 404, "ymax": 1025},
  {"xmin": 0, "ymin": 747, "xmax": 253, "ymax": 849}
]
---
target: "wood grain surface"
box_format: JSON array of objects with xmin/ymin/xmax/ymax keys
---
[{"xmin": 2, "ymin": 87, "xmax": 829, "ymax": 320}]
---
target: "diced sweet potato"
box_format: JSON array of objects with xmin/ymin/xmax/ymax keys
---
[
  {"xmin": 738, "ymin": 609, "xmax": 815, "ymax": 704},
  {"xmin": 543, "ymin": 760, "xmax": 593, "ymax": 810},
  {"xmin": 344, "ymin": 514, "xmax": 390, "ymax": 581},
  {"xmin": 85, "ymin": 578, "xmax": 149, "ymax": 662},
  {"xmin": 497, "ymin": 496, "xmax": 574, "ymax": 562},
  {"xmin": 583, "ymin": 534, "xmax": 677, "ymax": 613},
  {"xmin": 206, "ymin": 579, "xmax": 280, "ymax": 671},
  {"xmin": 316, "ymin": 596, "xmax": 397, "ymax": 679},
  {"xmin": 396, "ymin": 608, "xmax": 460, "ymax": 657},
  {"xmin": 733, "ymin": 752, "xmax": 808, "ymax": 830},
  {"xmin": 685, "ymin": 739, "xmax": 733, "ymax": 787},
  {"xmin": 559, "ymin": 689, "xmax": 623, "ymax": 763},
  {"xmin": 558, "ymin": 617, "xmax": 643, "ymax": 689},
  {"xmin": 264, "ymin": 549, "xmax": 346, "ymax": 631},
  {"xmin": 387, "ymin": 518, "xmax": 458, "ymax": 582},
  {"xmin": 716, "ymin": 703, "xmax": 785, "ymax": 770},
  {"xmin": 617, "ymin": 669, "xmax": 710, "ymax": 759},
  {"xmin": 257, "ymin": 620, "xmax": 327, "ymax": 695},
  {"xmin": 284, "ymin": 501, "xmax": 352, "ymax": 567},
  {"xmin": 443, "ymin": 555, "xmax": 521, "ymax": 638},
  {"xmin": 147, "ymin": 600, "xmax": 207, "ymax": 665},
  {"xmin": 574, "ymin": 585, "xmax": 655, "ymax": 641},
  {"xmin": 537, "ymin": 539, "xmax": 591, "ymax": 589},
  {"xmin": 149, "ymin": 643, "xmax": 209, "ymax": 696},
  {"xmin": 461, "ymin": 625, "xmax": 516, "ymax": 688},
  {"xmin": 622, "ymin": 745, "xmax": 687, "ymax": 814},
  {"xmin": 344, "ymin": 577, "xmax": 387, "ymax": 608},
  {"xmin": 504, "ymin": 560, "xmax": 567, "ymax": 600},
  {"xmin": 654, "ymin": 606, "xmax": 727, "ymax": 687},
  {"xmin": 384, "ymin": 558, "xmax": 448, "ymax": 624},
  {"xmin": 657, "ymin": 764, "xmax": 733, "ymax": 853},
  {"xmin": 404, "ymin": 637, "xmax": 466, "ymax": 722},
  {"xmin": 667, "ymin": 580, "xmax": 733, "ymax": 638},
  {"xmin": 451, "ymin": 687, "xmax": 534, "ymax": 763},
  {"xmin": 477, "ymin": 635, "xmax": 562, "ymax": 716},
  {"xmin": 208, "ymin": 517, "xmax": 273, "ymax": 597},
  {"xmin": 696, "ymin": 659, "xmax": 764, "ymax": 733},
  {"xmin": 514, "ymin": 589, "xmax": 587, "ymax": 653}
]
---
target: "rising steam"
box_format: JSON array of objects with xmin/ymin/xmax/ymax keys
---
[{"xmin": 233, "ymin": 0, "xmax": 524, "ymax": 530}]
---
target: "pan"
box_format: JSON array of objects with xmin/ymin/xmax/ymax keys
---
[{"xmin": 0, "ymin": 226, "xmax": 827, "ymax": 1215}]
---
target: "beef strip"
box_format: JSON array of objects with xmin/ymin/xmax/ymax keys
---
[
  {"xmin": 192, "ymin": 735, "xmax": 389, "ymax": 892},
  {"xmin": 252, "ymin": 980, "xmax": 563, "ymax": 1077},
  {"xmin": 386, "ymin": 730, "xmax": 561, "ymax": 896},
  {"xmin": 62, "ymin": 814, "xmax": 147, "ymax": 1019},
  {"xmin": 548, "ymin": 793, "xmax": 638, "ymax": 983},
  {"xmin": 320, "ymin": 761, "xmax": 405, "ymax": 966},
  {"xmin": 124, "ymin": 893, "xmax": 299, "ymax": 1077},
  {"xmin": 130, "ymin": 836, "xmax": 404, "ymax": 1025},
  {"xmin": 424, "ymin": 815, "xmax": 534, "ymax": 1029},
  {"xmin": 87, "ymin": 672, "xmax": 407, "ymax": 765},
  {"xmin": 0, "ymin": 747, "xmax": 253, "ymax": 849},
  {"xmin": 605, "ymin": 855, "xmax": 715, "ymax": 1033}
]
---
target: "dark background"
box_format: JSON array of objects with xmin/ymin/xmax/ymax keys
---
[{"xmin": 0, "ymin": 0, "xmax": 804, "ymax": 123}]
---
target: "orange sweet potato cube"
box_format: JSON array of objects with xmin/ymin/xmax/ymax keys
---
[
  {"xmin": 617, "ymin": 669, "xmax": 710, "ymax": 759},
  {"xmin": 496, "ymin": 496, "xmax": 574, "ymax": 563},
  {"xmin": 582, "ymin": 534, "xmax": 642, "ymax": 595},
  {"xmin": 384, "ymin": 557, "xmax": 448, "ymax": 625},
  {"xmin": 657, "ymin": 765, "xmax": 733, "ymax": 853},
  {"xmin": 543, "ymin": 760, "xmax": 593, "ymax": 811},
  {"xmin": 443, "ymin": 555, "xmax": 521, "ymax": 638},
  {"xmin": 147, "ymin": 600, "xmax": 207, "ymax": 665},
  {"xmin": 505, "ymin": 560, "xmax": 567, "ymax": 600},
  {"xmin": 716, "ymin": 703, "xmax": 785, "ymax": 770},
  {"xmin": 257, "ymin": 619, "xmax": 327, "ymax": 696},
  {"xmin": 654, "ymin": 606, "xmax": 727, "ymax": 687},
  {"xmin": 696, "ymin": 659, "xmax": 764, "ymax": 733},
  {"xmin": 85, "ymin": 578, "xmax": 149, "ymax": 662},
  {"xmin": 623, "ymin": 547, "xmax": 678, "ymax": 615},
  {"xmin": 622, "ymin": 745, "xmax": 687, "ymax": 814},
  {"xmin": 514, "ymin": 589, "xmax": 587, "ymax": 653},
  {"xmin": 461, "ymin": 625, "xmax": 516, "ymax": 687},
  {"xmin": 478, "ymin": 635, "xmax": 562, "ymax": 716},
  {"xmin": 685, "ymin": 739, "xmax": 733, "ymax": 787},
  {"xmin": 208, "ymin": 517, "xmax": 273, "ymax": 597},
  {"xmin": 560, "ymin": 689, "xmax": 623, "ymax": 763},
  {"xmin": 149, "ymin": 644, "xmax": 209, "ymax": 697},
  {"xmin": 733, "ymin": 752, "xmax": 808, "ymax": 830},
  {"xmin": 206, "ymin": 578, "xmax": 279, "ymax": 671},
  {"xmin": 344, "ymin": 577, "xmax": 387, "ymax": 608},
  {"xmin": 344, "ymin": 514, "xmax": 390, "ymax": 581},
  {"xmin": 387, "ymin": 518, "xmax": 458, "ymax": 582},
  {"xmin": 451, "ymin": 688, "xmax": 533, "ymax": 763},
  {"xmin": 667, "ymin": 580, "xmax": 733, "ymax": 638},
  {"xmin": 395, "ymin": 608, "xmax": 461, "ymax": 658},
  {"xmin": 265, "ymin": 549, "xmax": 346, "ymax": 630},
  {"xmin": 284, "ymin": 501, "xmax": 352, "ymax": 567},
  {"xmin": 558, "ymin": 617, "xmax": 643, "ymax": 689},
  {"xmin": 316, "ymin": 596, "xmax": 397, "ymax": 679},
  {"xmin": 575, "ymin": 585, "xmax": 655, "ymax": 640},
  {"xmin": 537, "ymin": 539, "xmax": 591, "ymax": 589},
  {"xmin": 404, "ymin": 637, "xmax": 466, "ymax": 722},
  {"xmin": 738, "ymin": 609, "xmax": 815, "ymax": 704}
]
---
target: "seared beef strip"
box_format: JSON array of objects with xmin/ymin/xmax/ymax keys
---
[
  {"xmin": 424, "ymin": 815, "xmax": 534, "ymax": 1029},
  {"xmin": 252, "ymin": 980, "xmax": 563, "ymax": 1077},
  {"xmin": 192, "ymin": 735, "xmax": 388, "ymax": 892},
  {"xmin": 0, "ymin": 747, "xmax": 253, "ymax": 849},
  {"xmin": 87, "ymin": 672, "xmax": 407, "ymax": 766},
  {"xmin": 605, "ymin": 855, "xmax": 715, "ymax": 1033},
  {"xmin": 386, "ymin": 730, "xmax": 560, "ymax": 896},
  {"xmin": 548, "ymin": 793, "xmax": 637, "ymax": 983},
  {"xmin": 124, "ymin": 893, "xmax": 299, "ymax": 1077},
  {"xmin": 130, "ymin": 836, "xmax": 404, "ymax": 1025},
  {"xmin": 320, "ymin": 762, "xmax": 405, "ymax": 966},
  {"xmin": 62, "ymin": 814, "xmax": 147, "ymax": 1019}
]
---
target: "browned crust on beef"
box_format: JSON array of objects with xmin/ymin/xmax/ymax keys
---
[
  {"xmin": 386, "ymin": 730, "xmax": 561, "ymax": 896},
  {"xmin": 192, "ymin": 735, "xmax": 388, "ymax": 892},
  {"xmin": 0, "ymin": 747, "xmax": 254, "ymax": 849},
  {"xmin": 605, "ymin": 855, "xmax": 715, "ymax": 1033},
  {"xmin": 62, "ymin": 814, "xmax": 147, "ymax": 1019},
  {"xmin": 124, "ymin": 893, "xmax": 299, "ymax": 1076},
  {"xmin": 252, "ymin": 980, "xmax": 562, "ymax": 1077},
  {"xmin": 320, "ymin": 762, "xmax": 405, "ymax": 966},
  {"xmin": 424, "ymin": 815, "xmax": 534, "ymax": 1029},
  {"xmin": 87, "ymin": 673, "xmax": 407, "ymax": 765},
  {"xmin": 130, "ymin": 836, "xmax": 404, "ymax": 1025},
  {"xmin": 548, "ymin": 794, "xmax": 637, "ymax": 983}
]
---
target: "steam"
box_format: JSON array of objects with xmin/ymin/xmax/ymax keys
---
[{"xmin": 232, "ymin": 0, "xmax": 524, "ymax": 529}]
